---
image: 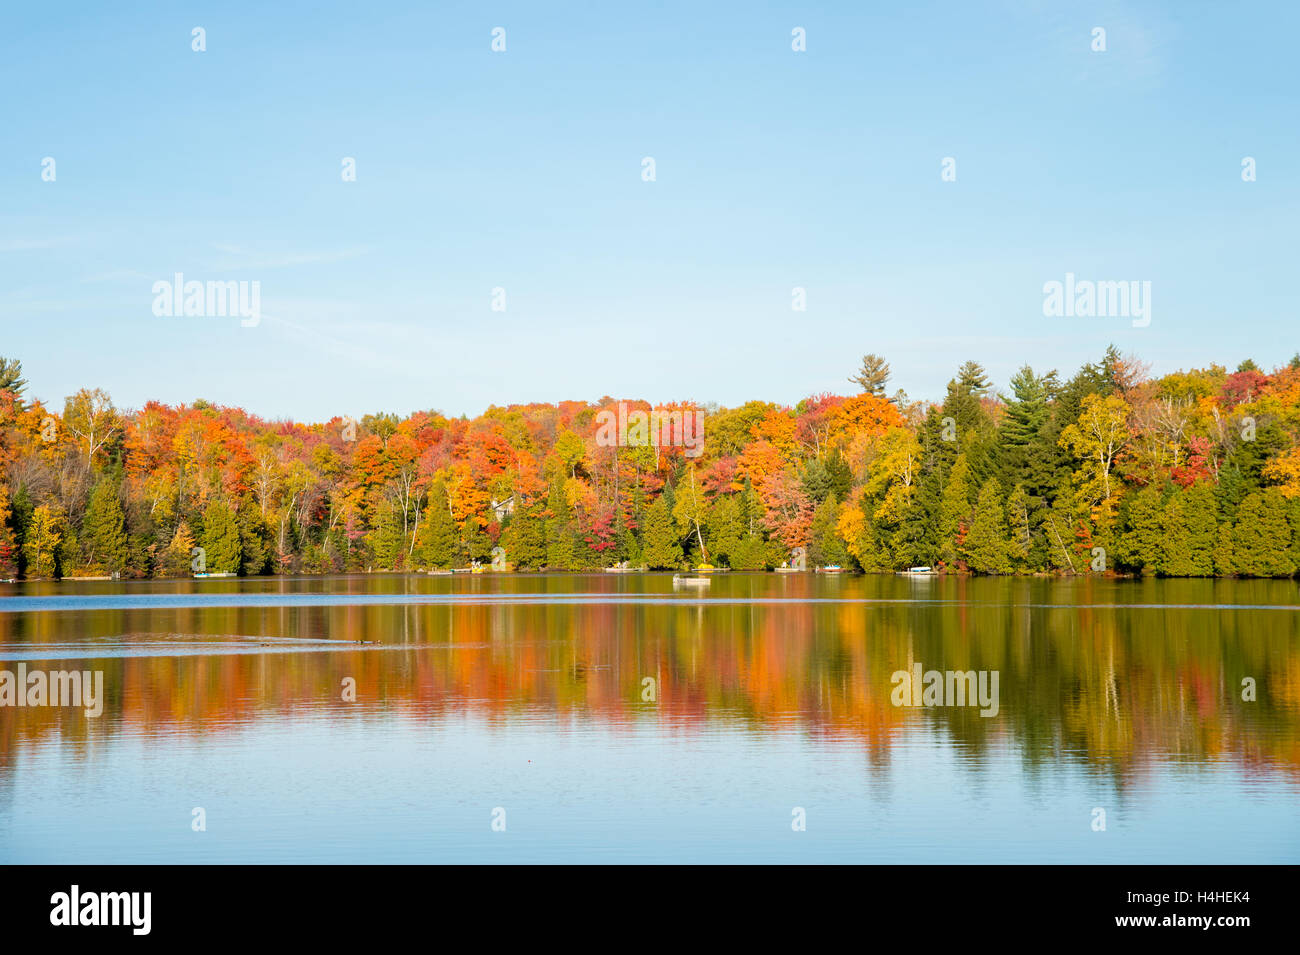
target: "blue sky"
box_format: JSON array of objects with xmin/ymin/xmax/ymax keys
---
[{"xmin": 1, "ymin": 1, "xmax": 1296, "ymax": 421}]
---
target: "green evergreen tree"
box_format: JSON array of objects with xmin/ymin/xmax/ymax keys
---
[
  {"xmin": 1215, "ymin": 465, "xmax": 1247, "ymax": 525},
  {"xmin": 962, "ymin": 479, "xmax": 1013, "ymax": 573},
  {"xmin": 938, "ymin": 453, "xmax": 972, "ymax": 566},
  {"xmin": 200, "ymin": 499, "xmax": 242, "ymax": 573},
  {"xmin": 1118, "ymin": 484, "xmax": 1164, "ymax": 574},
  {"xmin": 706, "ymin": 495, "xmax": 743, "ymax": 568},
  {"xmin": 503, "ymin": 500, "xmax": 547, "ymax": 570},
  {"xmin": 1214, "ymin": 522, "xmax": 1237, "ymax": 576},
  {"xmin": 890, "ymin": 494, "xmax": 934, "ymax": 569},
  {"xmin": 1005, "ymin": 483, "xmax": 1033, "ymax": 567},
  {"xmin": 80, "ymin": 479, "xmax": 128, "ymax": 573},
  {"xmin": 544, "ymin": 478, "xmax": 579, "ymax": 569},
  {"xmin": 737, "ymin": 479, "xmax": 761, "ymax": 537},
  {"xmin": 941, "ymin": 370, "xmax": 996, "ymax": 483},
  {"xmin": 238, "ymin": 497, "xmax": 270, "ymax": 575},
  {"xmin": 999, "ymin": 366, "xmax": 1060, "ymax": 503},
  {"xmin": 641, "ymin": 493, "xmax": 683, "ymax": 569},
  {"xmin": 799, "ymin": 457, "xmax": 832, "ymax": 504},
  {"xmin": 0, "ymin": 355, "xmax": 27, "ymax": 406},
  {"xmin": 417, "ymin": 479, "xmax": 459, "ymax": 569},
  {"xmin": 956, "ymin": 360, "xmax": 991, "ymax": 396},
  {"xmin": 1232, "ymin": 490, "xmax": 1295, "ymax": 577},
  {"xmin": 1287, "ymin": 496, "xmax": 1300, "ymax": 574},
  {"xmin": 464, "ymin": 519, "xmax": 494, "ymax": 565},
  {"xmin": 823, "ymin": 450, "xmax": 853, "ymax": 503},
  {"xmin": 999, "ymin": 367, "xmax": 1050, "ymax": 462},
  {"xmin": 808, "ymin": 493, "xmax": 848, "ymax": 567},
  {"xmin": 367, "ymin": 499, "xmax": 405, "ymax": 570},
  {"xmin": 729, "ymin": 533, "xmax": 769, "ymax": 570},
  {"xmin": 1161, "ymin": 482, "xmax": 1216, "ymax": 576}
]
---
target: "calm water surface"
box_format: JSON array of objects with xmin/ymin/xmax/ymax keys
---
[{"xmin": 1, "ymin": 574, "xmax": 1297, "ymax": 863}]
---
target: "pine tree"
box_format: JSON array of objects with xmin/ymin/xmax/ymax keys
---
[
  {"xmin": 962, "ymin": 479, "xmax": 1013, "ymax": 573},
  {"xmin": 890, "ymin": 494, "xmax": 934, "ymax": 569},
  {"xmin": 737, "ymin": 479, "xmax": 761, "ymax": 537},
  {"xmin": 1287, "ymin": 496, "xmax": 1300, "ymax": 574},
  {"xmin": 1161, "ymin": 482, "xmax": 1216, "ymax": 576},
  {"xmin": 200, "ymin": 499, "xmax": 242, "ymax": 573},
  {"xmin": 1118, "ymin": 484, "xmax": 1163, "ymax": 574},
  {"xmin": 799, "ymin": 457, "xmax": 832, "ymax": 503},
  {"xmin": 823, "ymin": 450, "xmax": 853, "ymax": 502},
  {"xmin": 1005, "ymin": 484, "xmax": 1033, "ymax": 567},
  {"xmin": 706, "ymin": 495, "xmax": 743, "ymax": 568},
  {"xmin": 641, "ymin": 493, "xmax": 682, "ymax": 569},
  {"xmin": 729, "ymin": 533, "xmax": 769, "ymax": 570},
  {"xmin": 938, "ymin": 453, "xmax": 972, "ymax": 566},
  {"xmin": 849, "ymin": 354, "xmax": 891, "ymax": 395},
  {"xmin": 80, "ymin": 479, "xmax": 128, "ymax": 574},
  {"xmin": 999, "ymin": 366, "xmax": 1052, "ymax": 492},
  {"xmin": 418, "ymin": 479, "xmax": 459, "ymax": 569},
  {"xmin": 0, "ymin": 355, "xmax": 27, "ymax": 408},
  {"xmin": 999, "ymin": 367, "xmax": 1050, "ymax": 446},
  {"xmin": 238, "ymin": 497, "xmax": 270, "ymax": 575},
  {"xmin": 1215, "ymin": 466, "xmax": 1247, "ymax": 525},
  {"xmin": 942, "ymin": 369, "xmax": 997, "ymax": 484},
  {"xmin": 1232, "ymin": 490, "xmax": 1295, "ymax": 577},
  {"xmin": 368, "ymin": 499, "xmax": 405, "ymax": 569},
  {"xmin": 464, "ymin": 519, "xmax": 493, "ymax": 564},
  {"xmin": 808, "ymin": 493, "xmax": 848, "ymax": 567},
  {"xmin": 956, "ymin": 360, "xmax": 991, "ymax": 396},
  {"xmin": 503, "ymin": 500, "xmax": 547, "ymax": 570},
  {"xmin": 1214, "ymin": 522, "xmax": 1237, "ymax": 576},
  {"xmin": 544, "ymin": 477, "xmax": 579, "ymax": 569}
]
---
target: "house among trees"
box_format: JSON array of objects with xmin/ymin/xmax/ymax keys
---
[{"xmin": 491, "ymin": 495, "xmax": 515, "ymax": 522}]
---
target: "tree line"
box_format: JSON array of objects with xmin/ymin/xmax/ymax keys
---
[{"xmin": 3, "ymin": 346, "xmax": 1300, "ymax": 579}]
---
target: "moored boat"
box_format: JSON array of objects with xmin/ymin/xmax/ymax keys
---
[{"xmin": 672, "ymin": 574, "xmax": 711, "ymax": 587}]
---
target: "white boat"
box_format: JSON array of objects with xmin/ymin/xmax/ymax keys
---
[{"xmin": 672, "ymin": 574, "xmax": 711, "ymax": 587}]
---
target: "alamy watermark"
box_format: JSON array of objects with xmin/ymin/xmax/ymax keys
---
[
  {"xmin": 0, "ymin": 665, "xmax": 104, "ymax": 717},
  {"xmin": 50, "ymin": 886, "xmax": 150, "ymax": 935},
  {"xmin": 890, "ymin": 663, "xmax": 999, "ymax": 717},
  {"xmin": 1042, "ymin": 272, "xmax": 1150, "ymax": 328},
  {"xmin": 594, "ymin": 402, "xmax": 705, "ymax": 458},
  {"xmin": 152, "ymin": 273, "xmax": 261, "ymax": 327}
]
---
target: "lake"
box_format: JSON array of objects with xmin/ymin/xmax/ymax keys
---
[{"xmin": 0, "ymin": 573, "xmax": 1297, "ymax": 863}]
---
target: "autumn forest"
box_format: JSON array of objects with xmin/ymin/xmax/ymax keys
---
[{"xmin": 4, "ymin": 346, "xmax": 1300, "ymax": 581}]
